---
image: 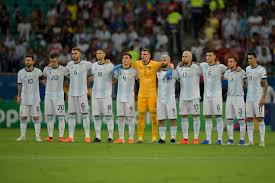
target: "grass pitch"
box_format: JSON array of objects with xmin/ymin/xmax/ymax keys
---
[{"xmin": 0, "ymin": 128, "xmax": 275, "ymax": 183}]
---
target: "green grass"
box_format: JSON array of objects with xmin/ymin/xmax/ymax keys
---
[{"xmin": 0, "ymin": 128, "xmax": 275, "ymax": 183}]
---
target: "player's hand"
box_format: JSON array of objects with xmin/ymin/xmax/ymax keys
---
[
  {"xmin": 16, "ymin": 96, "xmax": 21, "ymax": 104},
  {"xmin": 88, "ymin": 76, "xmax": 94, "ymax": 82},
  {"xmin": 112, "ymin": 64, "xmax": 123, "ymax": 74},
  {"xmin": 165, "ymin": 67, "xmax": 173, "ymax": 80},
  {"xmin": 259, "ymin": 97, "xmax": 265, "ymax": 106},
  {"xmin": 236, "ymin": 66, "xmax": 242, "ymax": 72}
]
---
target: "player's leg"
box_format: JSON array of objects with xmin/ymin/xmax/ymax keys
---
[
  {"xmin": 178, "ymin": 101, "xmax": 189, "ymax": 144},
  {"xmin": 137, "ymin": 96, "xmax": 147, "ymax": 142},
  {"xmin": 148, "ymin": 95, "xmax": 158, "ymax": 143},
  {"xmin": 16, "ymin": 105, "xmax": 28, "ymax": 141},
  {"xmin": 245, "ymin": 101, "xmax": 254, "ymax": 145},
  {"xmin": 157, "ymin": 101, "xmax": 166, "ymax": 143},
  {"xmin": 55, "ymin": 98, "xmax": 66, "ymax": 141},
  {"xmin": 233, "ymin": 97, "xmax": 245, "ymax": 145},
  {"xmin": 225, "ymin": 97, "xmax": 234, "ymax": 145},
  {"xmin": 103, "ymin": 97, "xmax": 114, "ymax": 143},
  {"xmin": 92, "ymin": 97, "xmax": 101, "ymax": 142},
  {"xmin": 125, "ymin": 101, "xmax": 135, "ymax": 143},
  {"xmin": 45, "ymin": 99, "xmax": 54, "ymax": 142},
  {"xmin": 213, "ymin": 96, "xmax": 224, "ymax": 145},
  {"xmin": 115, "ymin": 102, "xmax": 126, "ymax": 143},
  {"xmin": 202, "ymin": 97, "xmax": 212, "ymax": 144},
  {"xmin": 166, "ymin": 99, "xmax": 177, "ymax": 143},
  {"xmin": 191, "ymin": 99, "xmax": 200, "ymax": 144},
  {"xmin": 255, "ymin": 102, "xmax": 265, "ymax": 146},
  {"xmin": 31, "ymin": 105, "xmax": 42, "ymax": 142},
  {"xmin": 79, "ymin": 95, "xmax": 90, "ymax": 142},
  {"xmin": 66, "ymin": 96, "xmax": 77, "ymax": 142}
]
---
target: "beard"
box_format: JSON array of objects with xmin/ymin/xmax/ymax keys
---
[{"xmin": 161, "ymin": 63, "xmax": 168, "ymax": 68}]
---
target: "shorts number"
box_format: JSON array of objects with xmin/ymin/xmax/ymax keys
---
[
  {"xmin": 194, "ymin": 104, "xmax": 199, "ymax": 112},
  {"xmin": 172, "ymin": 108, "xmax": 176, "ymax": 115},
  {"xmin": 58, "ymin": 105, "xmax": 64, "ymax": 112},
  {"xmin": 107, "ymin": 105, "xmax": 112, "ymax": 111},
  {"xmin": 217, "ymin": 104, "xmax": 221, "ymax": 112},
  {"xmin": 238, "ymin": 108, "xmax": 242, "ymax": 114},
  {"xmin": 81, "ymin": 103, "xmax": 85, "ymax": 109},
  {"xmin": 36, "ymin": 106, "xmax": 40, "ymax": 114},
  {"xmin": 259, "ymin": 106, "xmax": 263, "ymax": 113}
]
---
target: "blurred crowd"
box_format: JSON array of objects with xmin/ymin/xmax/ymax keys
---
[{"xmin": 0, "ymin": 0, "xmax": 274, "ymax": 75}]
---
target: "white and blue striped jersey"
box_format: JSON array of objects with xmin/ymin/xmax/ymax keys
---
[
  {"xmin": 17, "ymin": 67, "xmax": 42, "ymax": 105},
  {"xmin": 246, "ymin": 65, "xmax": 267, "ymax": 101},
  {"xmin": 92, "ymin": 62, "xmax": 114, "ymax": 99},
  {"xmin": 66, "ymin": 60, "xmax": 92, "ymax": 97},
  {"xmin": 113, "ymin": 67, "xmax": 137, "ymax": 103},
  {"xmin": 224, "ymin": 69, "xmax": 246, "ymax": 96},
  {"xmin": 200, "ymin": 62, "xmax": 227, "ymax": 97},
  {"xmin": 157, "ymin": 69, "xmax": 176, "ymax": 103},
  {"xmin": 174, "ymin": 64, "xmax": 201, "ymax": 101},
  {"xmin": 43, "ymin": 65, "xmax": 68, "ymax": 99}
]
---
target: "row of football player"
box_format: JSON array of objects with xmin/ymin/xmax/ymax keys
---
[{"xmin": 15, "ymin": 48, "xmax": 267, "ymax": 146}]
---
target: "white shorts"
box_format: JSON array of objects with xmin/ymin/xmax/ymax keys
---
[
  {"xmin": 117, "ymin": 101, "xmax": 135, "ymax": 117},
  {"xmin": 225, "ymin": 96, "xmax": 245, "ymax": 119},
  {"xmin": 68, "ymin": 95, "xmax": 89, "ymax": 114},
  {"xmin": 92, "ymin": 97, "xmax": 113, "ymax": 116},
  {"xmin": 20, "ymin": 104, "xmax": 41, "ymax": 117},
  {"xmin": 179, "ymin": 99, "xmax": 200, "ymax": 116},
  {"xmin": 44, "ymin": 97, "xmax": 65, "ymax": 116},
  {"xmin": 246, "ymin": 100, "xmax": 265, "ymax": 118},
  {"xmin": 157, "ymin": 99, "xmax": 177, "ymax": 120},
  {"xmin": 203, "ymin": 95, "xmax": 223, "ymax": 115}
]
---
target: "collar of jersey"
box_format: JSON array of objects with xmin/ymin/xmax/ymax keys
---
[
  {"xmin": 51, "ymin": 65, "xmax": 59, "ymax": 69},
  {"xmin": 183, "ymin": 63, "xmax": 192, "ymax": 67},
  {"xmin": 142, "ymin": 60, "xmax": 151, "ymax": 65},
  {"xmin": 73, "ymin": 60, "xmax": 81, "ymax": 64},
  {"xmin": 25, "ymin": 67, "xmax": 34, "ymax": 72},
  {"xmin": 251, "ymin": 64, "xmax": 258, "ymax": 69}
]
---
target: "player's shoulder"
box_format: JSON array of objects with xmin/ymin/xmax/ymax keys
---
[
  {"xmin": 257, "ymin": 65, "xmax": 266, "ymax": 71},
  {"xmin": 66, "ymin": 61, "xmax": 74, "ymax": 66},
  {"xmin": 245, "ymin": 65, "xmax": 251, "ymax": 71},
  {"xmin": 34, "ymin": 67, "xmax": 42, "ymax": 73},
  {"xmin": 18, "ymin": 68, "xmax": 25, "ymax": 75}
]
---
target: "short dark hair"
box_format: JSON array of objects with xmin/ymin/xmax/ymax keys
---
[
  {"xmin": 122, "ymin": 52, "xmax": 132, "ymax": 59},
  {"xmin": 49, "ymin": 53, "xmax": 59, "ymax": 59},
  {"xmin": 96, "ymin": 49, "xmax": 106, "ymax": 53},
  {"xmin": 25, "ymin": 54, "xmax": 34, "ymax": 60},
  {"xmin": 247, "ymin": 52, "xmax": 257, "ymax": 58},
  {"xmin": 206, "ymin": 49, "xmax": 216, "ymax": 55},
  {"xmin": 141, "ymin": 48, "xmax": 151, "ymax": 54},
  {"xmin": 72, "ymin": 47, "xmax": 81, "ymax": 52}
]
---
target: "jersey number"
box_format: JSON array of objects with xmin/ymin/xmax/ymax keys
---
[
  {"xmin": 51, "ymin": 75, "xmax": 58, "ymax": 80},
  {"xmin": 58, "ymin": 105, "xmax": 64, "ymax": 112},
  {"xmin": 27, "ymin": 78, "xmax": 33, "ymax": 84},
  {"xmin": 98, "ymin": 72, "xmax": 102, "ymax": 77},
  {"xmin": 183, "ymin": 72, "xmax": 187, "ymax": 78}
]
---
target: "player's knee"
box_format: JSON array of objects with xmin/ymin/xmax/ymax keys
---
[
  {"xmin": 57, "ymin": 115, "xmax": 65, "ymax": 121},
  {"xmin": 181, "ymin": 115, "xmax": 188, "ymax": 119},
  {"xmin": 93, "ymin": 115, "xmax": 100, "ymax": 120},
  {"xmin": 257, "ymin": 117, "xmax": 264, "ymax": 122},
  {"xmin": 21, "ymin": 117, "xmax": 28, "ymax": 121},
  {"xmin": 138, "ymin": 112, "xmax": 146, "ymax": 117},
  {"xmin": 47, "ymin": 115, "xmax": 54, "ymax": 120},
  {"xmin": 159, "ymin": 120, "xmax": 165, "ymax": 126},
  {"xmin": 104, "ymin": 115, "xmax": 112, "ymax": 121},
  {"xmin": 170, "ymin": 119, "xmax": 176, "ymax": 126},
  {"xmin": 245, "ymin": 117, "xmax": 253, "ymax": 122},
  {"xmin": 33, "ymin": 116, "xmax": 40, "ymax": 122},
  {"xmin": 82, "ymin": 113, "xmax": 89, "ymax": 119},
  {"xmin": 205, "ymin": 115, "xmax": 211, "ymax": 119}
]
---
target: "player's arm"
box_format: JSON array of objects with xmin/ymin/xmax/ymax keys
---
[
  {"xmin": 17, "ymin": 83, "xmax": 22, "ymax": 104},
  {"xmin": 260, "ymin": 79, "xmax": 268, "ymax": 106}
]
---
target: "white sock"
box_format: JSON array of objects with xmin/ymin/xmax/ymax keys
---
[
  {"xmin": 193, "ymin": 116, "xmax": 200, "ymax": 139},
  {"xmin": 239, "ymin": 120, "xmax": 245, "ymax": 141},
  {"xmin": 46, "ymin": 115, "xmax": 54, "ymax": 137},
  {"xmin": 227, "ymin": 119, "xmax": 234, "ymax": 140},
  {"xmin": 33, "ymin": 118, "xmax": 41, "ymax": 138},
  {"xmin": 104, "ymin": 116, "xmax": 114, "ymax": 139},
  {"xmin": 93, "ymin": 116, "xmax": 101, "ymax": 139},
  {"xmin": 258, "ymin": 121, "xmax": 265, "ymax": 142},
  {"xmin": 159, "ymin": 126, "xmax": 166, "ymax": 140},
  {"xmin": 205, "ymin": 118, "xmax": 212, "ymax": 141},
  {"xmin": 216, "ymin": 116, "xmax": 224, "ymax": 140},
  {"xmin": 127, "ymin": 117, "xmax": 135, "ymax": 139},
  {"xmin": 20, "ymin": 118, "xmax": 27, "ymax": 137},
  {"xmin": 170, "ymin": 126, "xmax": 177, "ymax": 140},
  {"xmin": 246, "ymin": 121, "xmax": 254, "ymax": 143},
  {"xmin": 181, "ymin": 117, "xmax": 189, "ymax": 139},
  {"xmin": 117, "ymin": 117, "xmax": 125, "ymax": 139},
  {"xmin": 82, "ymin": 113, "xmax": 90, "ymax": 138},
  {"xmin": 68, "ymin": 114, "xmax": 76, "ymax": 138},
  {"xmin": 58, "ymin": 115, "xmax": 65, "ymax": 138}
]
